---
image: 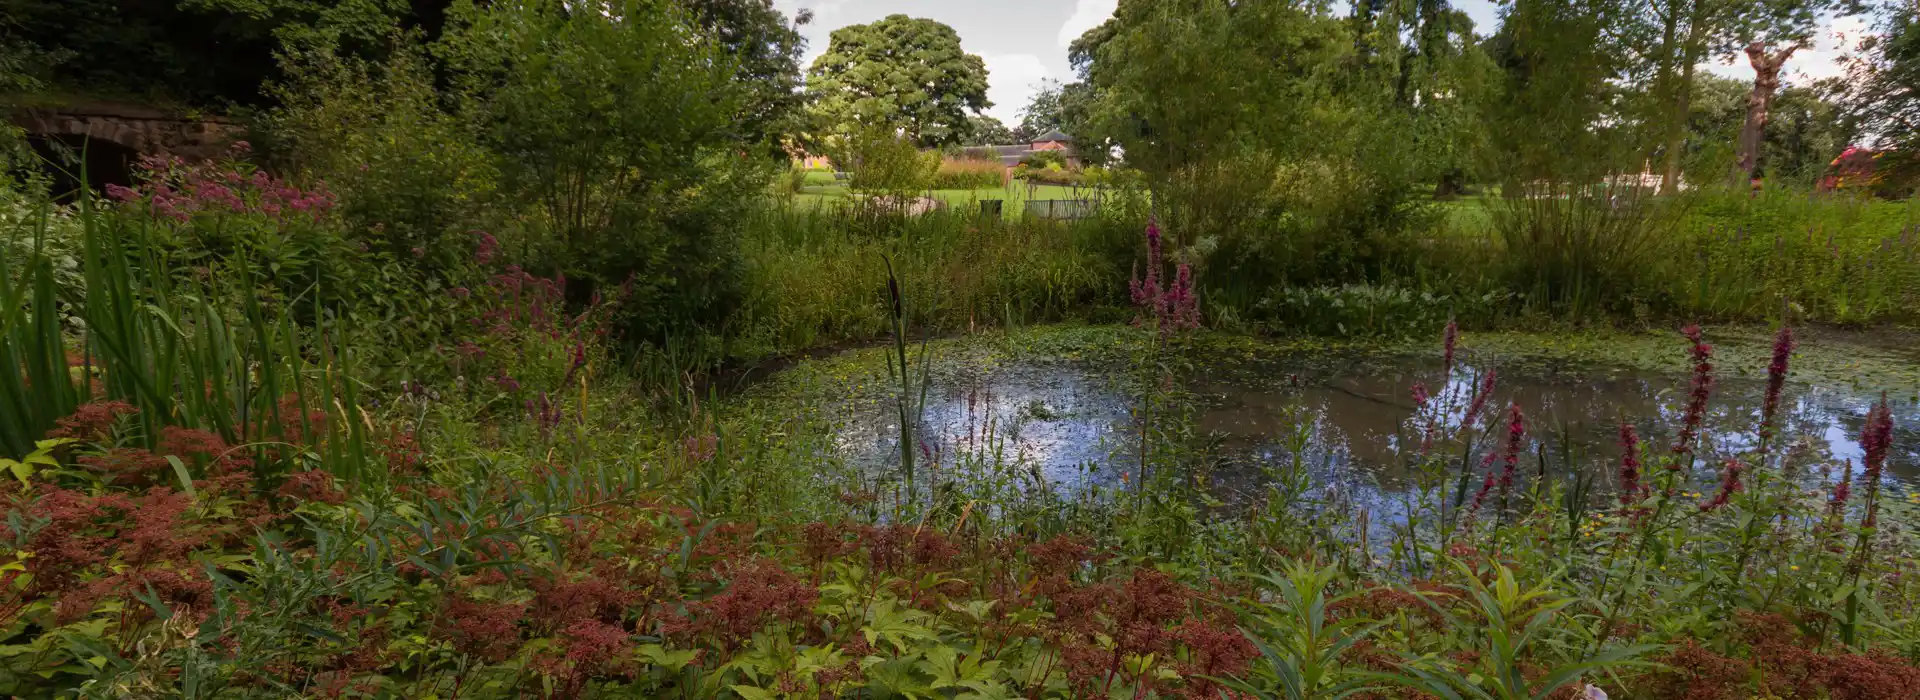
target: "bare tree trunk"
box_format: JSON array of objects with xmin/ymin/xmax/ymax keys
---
[{"xmin": 1732, "ymin": 42, "xmax": 1798, "ymax": 190}]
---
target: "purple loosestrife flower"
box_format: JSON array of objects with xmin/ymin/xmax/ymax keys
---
[
  {"xmin": 1618, "ymin": 423, "xmax": 1645, "ymax": 506},
  {"xmin": 1759, "ymin": 326, "xmax": 1795, "ymax": 453},
  {"xmin": 1410, "ymin": 382, "xmax": 1430, "ymax": 409},
  {"xmin": 1130, "ymin": 220, "xmax": 1167, "ymax": 322},
  {"xmin": 1700, "ymin": 458, "xmax": 1746, "ymax": 512},
  {"xmin": 1828, "ymin": 459, "xmax": 1855, "ymax": 525},
  {"xmin": 1442, "ymin": 320, "xmax": 1459, "ymax": 378},
  {"xmin": 1498, "ymin": 403, "xmax": 1525, "ymax": 499},
  {"xmin": 1463, "ymin": 370, "xmax": 1497, "ymax": 429},
  {"xmin": 1860, "ymin": 396, "xmax": 1894, "ymax": 529},
  {"xmin": 1465, "ymin": 451, "xmax": 1500, "ymax": 520},
  {"xmin": 1167, "ymin": 262, "xmax": 1201, "ymax": 330},
  {"xmin": 1671, "ymin": 325, "xmax": 1714, "ymax": 459},
  {"xmin": 473, "ymin": 231, "xmax": 500, "ymax": 265}
]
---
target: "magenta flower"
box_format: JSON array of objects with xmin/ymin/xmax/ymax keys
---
[
  {"xmin": 1410, "ymin": 382, "xmax": 1430, "ymax": 408},
  {"xmin": 1759, "ymin": 326, "xmax": 1794, "ymax": 452},
  {"xmin": 1128, "ymin": 219, "xmax": 1200, "ymax": 333},
  {"xmin": 1617, "ymin": 423, "xmax": 1645, "ymax": 506},
  {"xmin": 1700, "ymin": 458, "xmax": 1746, "ymax": 511},
  {"xmin": 1497, "ymin": 402, "xmax": 1525, "ymax": 498},
  {"xmin": 1463, "ymin": 369, "xmax": 1497, "ymax": 429},
  {"xmin": 1671, "ymin": 325, "xmax": 1714, "ymax": 459},
  {"xmin": 1442, "ymin": 320, "xmax": 1459, "ymax": 378}
]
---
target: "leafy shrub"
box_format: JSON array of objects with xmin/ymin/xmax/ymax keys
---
[
  {"xmin": 440, "ymin": 0, "xmax": 767, "ymax": 343},
  {"xmin": 267, "ymin": 40, "xmax": 499, "ymax": 280},
  {"xmin": 929, "ymin": 157, "xmax": 1003, "ymax": 190},
  {"xmin": 1019, "ymin": 162, "xmax": 1084, "ymax": 186},
  {"xmin": 837, "ymin": 128, "xmax": 938, "ymax": 197}
]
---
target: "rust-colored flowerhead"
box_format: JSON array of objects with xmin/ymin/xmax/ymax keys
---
[{"xmin": 1672, "ymin": 325, "xmax": 1715, "ymax": 458}]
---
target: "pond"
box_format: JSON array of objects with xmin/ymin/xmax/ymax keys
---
[{"xmin": 758, "ymin": 326, "xmax": 1920, "ymax": 514}]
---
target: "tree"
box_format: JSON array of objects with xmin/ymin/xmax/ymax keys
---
[
  {"xmin": 679, "ymin": 0, "xmax": 811, "ymax": 157},
  {"xmin": 439, "ymin": 0, "xmax": 762, "ymax": 339},
  {"xmin": 1485, "ymin": 0, "xmax": 1634, "ymax": 186},
  {"xmin": 1, "ymin": 0, "xmax": 438, "ymax": 106},
  {"xmin": 1627, "ymin": 0, "xmax": 1835, "ymax": 190},
  {"xmin": 1836, "ymin": 0, "xmax": 1920, "ymax": 191},
  {"xmin": 965, "ymin": 115, "xmax": 1015, "ymax": 146},
  {"xmin": 1017, "ymin": 80, "xmax": 1067, "ymax": 140},
  {"xmin": 804, "ymin": 15, "xmax": 990, "ymax": 148}
]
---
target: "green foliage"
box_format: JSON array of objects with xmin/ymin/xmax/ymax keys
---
[
  {"xmin": 267, "ymin": 39, "xmax": 497, "ymax": 276},
  {"xmin": 838, "ymin": 128, "xmax": 939, "ymax": 198},
  {"xmin": 964, "ymin": 115, "xmax": 1016, "ymax": 147},
  {"xmin": 805, "ymin": 15, "xmax": 991, "ymax": 148},
  {"xmin": 679, "ymin": 0, "xmax": 812, "ymax": 158},
  {"xmin": 440, "ymin": 0, "xmax": 766, "ymax": 342}
]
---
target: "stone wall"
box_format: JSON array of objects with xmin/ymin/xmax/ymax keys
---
[{"xmin": 12, "ymin": 103, "xmax": 242, "ymax": 161}]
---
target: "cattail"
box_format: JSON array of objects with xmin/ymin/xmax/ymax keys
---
[
  {"xmin": 1759, "ymin": 326, "xmax": 1794, "ymax": 454},
  {"xmin": 1618, "ymin": 422, "xmax": 1645, "ymax": 506},
  {"xmin": 1671, "ymin": 325, "xmax": 1714, "ymax": 459},
  {"xmin": 1700, "ymin": 458, "xmax": 1745, "ymax": 511}
]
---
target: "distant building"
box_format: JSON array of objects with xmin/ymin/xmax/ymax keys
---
[{"xmin": 958, "ymin": 131, "xmax": 1080, "ymax": 179}]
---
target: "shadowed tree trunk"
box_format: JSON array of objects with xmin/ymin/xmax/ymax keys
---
[{"xmin": 1733, "ymin": 42, "xmax": 1798, "ymax": 189}]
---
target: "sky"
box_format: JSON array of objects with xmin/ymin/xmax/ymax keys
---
[{"xmin": 770, "ymin": 0, "xmax": 1864, "ymax": 126}]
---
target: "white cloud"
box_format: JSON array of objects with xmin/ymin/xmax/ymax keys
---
[
  {"xmin": 980, "ymin": 52, "xmax": 1051, "ymax": 125},
  {"xmin": 1059, "ymin": 0, "xmax": 1118, "ymax": 48}
]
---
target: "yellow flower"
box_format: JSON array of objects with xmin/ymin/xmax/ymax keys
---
[{"xmin": 1791, "ymin": 565, "xmax": 1800, "ymax": 571}]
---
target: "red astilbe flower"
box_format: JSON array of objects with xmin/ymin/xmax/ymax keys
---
[
  {"xmin": 1617, "ymin": 423, "xmax": 1647, "ymax": 507},
  {"xmin": 278, "ymin": 470, "xmax": 347, "ymax": 505},
  {"xmin": 76, "ymin": 447, "xmax": 171, "ymax": 486},
  {"xmin": 671, "ymin": 558, "xmax": 817, "ymax": 649},
  {"xmin": 543, "ymin": 619, "xmax": 631, "ymax": 685},
  {"xmin": 1700, "ymin": 458, "xmax": 1746, "ymax": 511},
  {"xmin": 1673, "ymin": 325, "xmax": 1715, "ymax": 458},
  {"xmin": 435, "ymin": 597, "xmax": 526, "ymax": 663},
  {"xmin": 45, "ymin": 401, "xmax": 139, "ymax": 441},
  {"xmin": 1759, "ymin": 326, "xmax": 1795, "ymax": 453},
  {"xmin": 1170, "ymin": 617, "xmax": 1258, "ymax": 699},
  {"xmin": 528, "ymin": 573, "xmax": 634, "ymax": 634}
]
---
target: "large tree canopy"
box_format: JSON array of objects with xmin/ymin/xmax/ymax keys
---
[{"xmin": 804, "ymin": 15, "xmax": 990, "ymax": 148}]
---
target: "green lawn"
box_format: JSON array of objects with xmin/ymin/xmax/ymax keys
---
[{"xmin": 785, "ymin": 179, "xmax": 1106, "ymax": 219}]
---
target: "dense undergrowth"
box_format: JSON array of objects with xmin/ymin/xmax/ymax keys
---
[{"xmin": 6, "ymin": 160, "xmax": 1920, "ymax": 698}]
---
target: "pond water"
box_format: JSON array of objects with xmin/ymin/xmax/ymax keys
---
[{"xmin": 814, "ymin": 338, "xmax": 1920, "ymax": 513}]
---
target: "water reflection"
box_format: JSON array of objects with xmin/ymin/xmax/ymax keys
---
[{"xmin": 824, "ymin": 353, "xmax": 1920, "ymax": 504}]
